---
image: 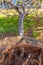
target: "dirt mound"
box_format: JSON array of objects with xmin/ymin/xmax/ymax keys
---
[{"xmin": 0, "ymin": 42, "xmax": 43, "ymax": 65}]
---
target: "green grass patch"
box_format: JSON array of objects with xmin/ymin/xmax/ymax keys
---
[
  {"xmin": 0, "ymin": 16, "xmax": 19, "ymax": 35},
  {"xmin": 32, "ymin": 31, "xmax": 39, "ymax": 38}
]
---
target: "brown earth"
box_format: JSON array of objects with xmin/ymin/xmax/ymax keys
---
[{"xmin": 0, "ymin": 36, "xmax": 43, "ymax": 65}]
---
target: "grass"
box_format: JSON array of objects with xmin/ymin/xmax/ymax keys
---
[{"xmin": 0, "ymin": 16, "xmax": 19, "ymax": 35}]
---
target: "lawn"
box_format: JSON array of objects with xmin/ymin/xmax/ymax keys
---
[{"xmin": 0, "ymin": 16, "xmax": 19, "ymax": 35}]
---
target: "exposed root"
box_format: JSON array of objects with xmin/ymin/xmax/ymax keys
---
[{"xmin": 0, "ymin": 43, "xmax": 43, "ymax": 65}]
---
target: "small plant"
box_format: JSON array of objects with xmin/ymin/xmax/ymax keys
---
[{"xmin": 32, "ymin": 31, "xmax": 39, "ymax": 38}]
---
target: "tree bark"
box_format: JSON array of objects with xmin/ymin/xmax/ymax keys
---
[
  {"xmin": 19, "ymin": 13, "xmax": 24, "ymax": 36},
  {"xmin": 41, "ymin": 0, "xmax": 43, "ymax": 9}
]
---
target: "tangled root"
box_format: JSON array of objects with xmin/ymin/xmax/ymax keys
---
[{"xmin": 0, "ymin": 43, "xmax": 43, "ymax": 65}]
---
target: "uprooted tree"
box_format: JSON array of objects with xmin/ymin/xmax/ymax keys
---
[{"xmin": 0, "ymin": 0, "xmax": 43, "ymax": 65}]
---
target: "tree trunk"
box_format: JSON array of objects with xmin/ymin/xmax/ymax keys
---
[
  {"xmin": 19, "ymin": 13, "xmax": 24, "ymax": 36},
  {"xmin": 41, "ymin": 0, "xmax": 43, "ymax": 9},
  {"xmin": 2, "ymin": 3, "xmax": 4, "ymax": 8}
]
